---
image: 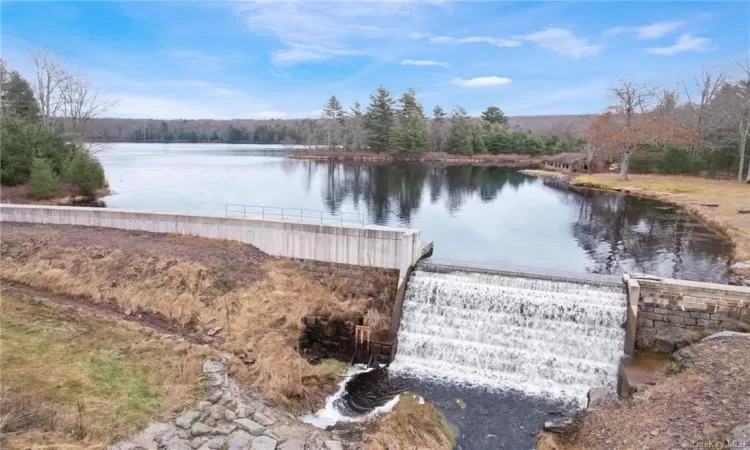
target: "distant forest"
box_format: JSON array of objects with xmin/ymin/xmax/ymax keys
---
[{"xmin": 83, "ymin": 115, "xmax": 597, "ymax": 145}]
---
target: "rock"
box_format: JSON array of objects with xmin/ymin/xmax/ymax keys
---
[
  {"xmin": 210, "ymin": 373, "xmax": 225, "ymax": 387},
  {"xmin": 203, "ymin": 359, "xmax": 225, "ymax": 374},
  {"xmin": 191, "ymin": 422, "xmax": 213, "ymax": 436},
  {"xmin": 197, "ymin": 401, "xmax": 212, "ymax": 411},
  {"xmin": 206, "ymin": 437, "xmax": 225, "ymax": 449},
  {"xmin": 250, "ymin": 436, "xmax": 277, "ymax": 450},
  {"xmin": 324, "ymin": 441, "xmax": 344, "ymax": 450},
  {"xmin": 154, "ymin": 430, "xmax": 175, "ymax": 448},
  {"xmin": 206, "ymin": 390, "xmax": 223, "ymax": 404},
  {"xmin": 702, "ymin": 331, "xmax": 750, "ymax": 342},
  {"xmin": 235, "ymin": 404, "xmax": 252, "ymax": 418},
  {"xmin": 278, "ymin": 439, "xmax": 305, "ymax": 450},
  {"xmin": 252, "ymin": 412, "xmax": 275, "ymax": 427},
  {"xmin": 206, "ymin": 326, "xmax": 223, "ymax": 337},
  {"xmin": 270, "ymin": 425, "xmax": 311, "ymax": 442},
  {"xmin": 226, "ymin": 431, "xmax": 254, "ymax": 450},
  {"xmin": 190, "ymin": 437, "xmax": 209, "ymax": 450},
  {"xmin": 587, "ymin": 387, "xmax": 616, "ymax": 409},
  {"xmin": 728, "ymin": 424, "xmax": 750, "ymax": 450},
  {"xmin": 176, "ymin": 411, "xmax": 202, "ymax": 429},
  {"xmin": 224, "ymin": 409, "xmax": 238, "ymax": 421},
  {"xmin": 543, "ymin": 418, "xmax": 578, "ymax": 435},
  {"xmin": 655, "ymin": 338, "xmax": 678, "ymax": 354},
  {"xmin": 233, "ymin": 418, "xmax": 265, "ymax": 436},
  {"xmin": 214, "ymin": 423, "xmax": 237, "ymax": 435},
  {"xmin": 650, "ymin": 429, "xmax": 660, "ymax": 437},
  {"xmin": 177, "ymin": 430, "xmax": 190, "ymax": 440},
  {"xmin": 208, "ymin": 406, "xmax": 224, "ymax": 421},
  {"xmin": 166, "ymin": 441, "xmax": 191, "ymax": 450}
]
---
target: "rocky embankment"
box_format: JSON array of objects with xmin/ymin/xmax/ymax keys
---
[
  {"xmin": 112, "ymin": 359, "xmax": 358, "ymax": 450},
  {"xmin": 538, "ymin": 333, "xmax": 750, "ymax": 450}
]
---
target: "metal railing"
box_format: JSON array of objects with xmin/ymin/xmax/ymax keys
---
[{"xmin": 225, "ymin": 204, "xmax": 365, "ymax": 226}]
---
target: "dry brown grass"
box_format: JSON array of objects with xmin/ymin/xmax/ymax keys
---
[
  {"xmin": 0, "ymin": 231, "xmax": 371, "ymax": 409},
  {"xmin": 572, "ymin": 173, "xmax": 750, "ymax": 277},
  {"xmin": 365, "ymin": 394, "xmax": 456, "ymax": 450},
  {"xmin": 0, "ymin": 291, "xmax": 211, "ymax": 449}
]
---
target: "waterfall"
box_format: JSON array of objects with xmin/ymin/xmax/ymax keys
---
[{"xmin": 390, "ymin": 263, "xmax": 627, "ymax": 407}]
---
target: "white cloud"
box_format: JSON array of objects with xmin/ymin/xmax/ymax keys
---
[
  {"xmin": 605, "ymin": 21, "xmax": 683, "ymax": 40},
  {"xmin": 411, "ymin": 32, "xmax": 520, "ymax": 48},
  {"xmin": 521, "ymin": 28, "xmax": 602, "ymax": 58},
  {"xmin": 163, "ymin": 50, "xmax": 226, "ymax": 72},
  {"xmin": 645, "ymin": 33, "xmax": 710, "ymax": 55},
  {"xmin": 236, "ymin": 1, "xmax": 432, "ymax": 66},
  {"xmin": 451, "ymin": 76, "xmax": 512, "ymax": 88},
  {"xmin": 401, "ymin": 59, "xmax": 450, "ymax": 68}
]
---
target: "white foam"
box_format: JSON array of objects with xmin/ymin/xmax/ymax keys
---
[
  {"xmin": 301, "ymin": 365, "xmax": 401, "ymax": 428},
  {"xmin": 392, "ymin": 269, "xmax": 627, "ymax": 408}
]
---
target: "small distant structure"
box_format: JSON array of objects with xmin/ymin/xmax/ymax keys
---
[{"xmin": 544, "ymin": 153, "xmax": 589, "ymax": 173}]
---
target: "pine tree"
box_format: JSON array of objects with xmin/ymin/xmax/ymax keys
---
[
  {"xmin": 394, "ymin": 88, "xmax": 428, "ymax": 154},
  {"xmin": 349, "ymin": 101, "xmax": 365, "ymax": 150},
  {"xmin": 321, "ymin": 95, "xmax": 343, "ymax": 150},
  {"xmin": 364, "ymin": 86, "xmax": 395, "ymax": 152},
  {"xmin": 1, "ymin": 69, "xmax": 40, "ymax": 120},
  {"xmin": 481, "ymin": 106, "xmax": 508, "ymax": 125},
  {"xmin": 430, "ymin": 105, "xmax": 447, "ymax": 152},
  {"xmin": 446, "ymin": 107, "xmax": 473, "ymax": 155}
]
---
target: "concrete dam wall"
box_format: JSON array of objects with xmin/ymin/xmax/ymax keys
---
[{"xmin": 0, "ymin": 205, "xmax": 426, "ymax": 279}]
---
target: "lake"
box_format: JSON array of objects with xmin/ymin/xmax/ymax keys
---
[{"xmin": 98, "ymin": 143, "xmax": 733, "ymax": 283}]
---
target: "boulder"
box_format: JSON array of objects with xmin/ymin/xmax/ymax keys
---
[
  {"xmin": 233, "ymin": 418, "xmax": 265, "ymax": 436},
  {"xmin": 226, "ymin": 431, "xmax": 254, "ymax": 450},
  {"xmin": 702, "ymin": 331, "xmax": 750, "ymax": 342},
  {"xmin": 252, "ymin": 412, "xmax": 275, "ymax": 427},
  {"xmin": 206, "ymin": 390, "xmax": 223, "ymax": 404},
  {"xmin": 153, "ymin": 430, "xmax": 175, "ymax": 448},
  {"xmin": 176, "ymin": 411, "xmax": 202, "ymax": 429},
  {"xmin": 190, "ymin": 437, "xmax": 209, "ymax": 450},
  {"xmin": 250, "ymin": 436, "xmax": 277, "ymax": 450},
  {"xmin": 214, "ymin": 423, "xmax": 237, "ymax": 435},
  {"xmin": 224, "ymin": 409, "xmax": 238, "ymax": 421},
  {"xmin": 166, "ymin": 441, "xmax": 191, "ymax": 450},
  {"xmin": 206, "ymin": 437, "xmax": 225, "ymax": 450},
  {"xmin": 191, "ymin": 422, "xmax": 213, "ymax": 436},
  {"xmin": 278, "ymin": 439, "xmax": 306, "ymax": 450},
  {"xmin": 202, "ymin": 359, "xmax": 225, "ymax": 374}
]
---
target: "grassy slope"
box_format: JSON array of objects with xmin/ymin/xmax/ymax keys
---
[
  {"xmin": 0, "ymin": 291, "xmax": 212, "ymax": 449},
  {"xmin": 572, "ymin": 174, "xmax": 750, "ymax": 277}
]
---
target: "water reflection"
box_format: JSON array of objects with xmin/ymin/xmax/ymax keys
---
[
  {"xmin": 283, "ymin": 160, "xmax": 732, "ymax": 282},
  {"xmin": 98, "ymin": 144, "xmax": 731, "ymax": 283}
]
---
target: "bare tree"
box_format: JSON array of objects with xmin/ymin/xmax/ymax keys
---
[
  {"xmin": 588, "ymin": 80, "xmax": 696, "ymax": 181},
  {"xmin": 60, "ymin": 74, "xmax": 113, "ymax": 137},
  {"xmin": 31, "ymin": 50, "xmax": 69, "ymax": 127},
  {"xmin": 724, "ymin": 58, "xmax": 750, "ymax": 183},
  {"xmin": 681, "ymin": 67, "xmax": 727, "ymax": 152}
]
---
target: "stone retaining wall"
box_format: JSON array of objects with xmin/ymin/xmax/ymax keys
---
[
  {"xmin": 634, "ymin": 276, "xmax": 750, "ymax": 350},
  {"xmin": 300, "ymin": 316, "xmax": 357, "ymax": 361}
]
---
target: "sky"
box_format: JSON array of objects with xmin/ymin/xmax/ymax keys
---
[{"xmin": 2, "ymin": 1, "xmax": 748, "ymax": 120}]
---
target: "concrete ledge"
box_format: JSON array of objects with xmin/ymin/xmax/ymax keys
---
[{"xmin": 0, "ymin": 204, "xmax": 423, "ymax": 274}]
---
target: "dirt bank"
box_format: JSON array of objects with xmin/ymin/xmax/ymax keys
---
[
  {"xmin": 1, "ymin": 183, "xmax": 110, "ymax": 206},
  {"xmin": 0, "ymin": 223, "xmax": 368, "ymax": 410},
  {"xmin": 292, "ymin": 150, "xmax": 542, "ymax": 167},
  {"xmin": 539, "ymin": 338, "xmax": 750, "ymax": 450}
]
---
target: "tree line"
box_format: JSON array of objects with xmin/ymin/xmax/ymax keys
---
[
  {"xmin": 315, "ymin": 87, "xmax": 585, "ymax": 156},
  {"xmin": 587, "ymin": 60, "xmax": 750, "ymax": 182},
  {"xmin": 1, "ymin": 52, "xmax": 109, "ymax": 198}
]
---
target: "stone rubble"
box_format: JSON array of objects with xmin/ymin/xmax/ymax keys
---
[{"xmin": 108, "ymin": 358, "xmax": 361, "ymax": 450}]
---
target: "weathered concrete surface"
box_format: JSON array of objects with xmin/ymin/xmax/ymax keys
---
[{"xmin": 0, "ymin": 205, "xmax": 425, "ymax": 278}]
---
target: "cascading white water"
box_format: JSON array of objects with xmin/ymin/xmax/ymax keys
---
[{"xmin": 390, "ymin": 265, "xmax": 627, "ymax": 407}]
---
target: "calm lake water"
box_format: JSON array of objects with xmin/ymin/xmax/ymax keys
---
[{"xmin": 98, "ymin": 143, "xmax": 733, "ymax": 283}]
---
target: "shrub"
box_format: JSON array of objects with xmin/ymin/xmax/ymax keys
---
[
  {"xmin": 62, "ymin": 151, "xmax": 106, "ymax": 196},
  {"xmin": 29, "ymin": 157, "xmax": 60, "ymax": 199}
]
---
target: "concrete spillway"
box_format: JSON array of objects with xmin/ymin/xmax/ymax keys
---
[{"xmin": 390, "ymin": 261, "xmax": 627, "ymax": 407}]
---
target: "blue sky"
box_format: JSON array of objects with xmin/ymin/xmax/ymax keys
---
[{"xmin": 2, "ymin": 1, "xmax": 748, "ymax": 119}]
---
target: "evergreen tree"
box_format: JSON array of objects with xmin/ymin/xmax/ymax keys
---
[
  {"xmin": 349, "ymin": 101, "xmax": 365, "ymax": 150},
  {"xmin": 29, "ymin": 157, "xmax": 60, "ymax": 199},
  {"xmin": 446, "ymin": 107, "xmax": 473, "ymax": 155},
  {"xmin": 394, "ymin": 89, "xmax": 428, "ymax": 154},
  {"xmin": 322, "ymin": 95, "xmax": 343, "ymax": 149},
  {"xmin": 365, "ymin": 86, "xmax": 395, "ymax": 152},
  {"xmin": 430, "ymin": 105, "xmax": 447, "ymax": 152},
  {"xmin": 481, "ymin": 106, "xmax": 508, "ymax": 125},
  {"xmin": 1, "ymin": 69, "xmax": 40, "ymax": 120}
]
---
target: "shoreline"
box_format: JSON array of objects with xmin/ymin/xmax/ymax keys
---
[
  {"xmin": 291, "ymin": 151, "xmax": 543, "ymax": 167},
  {"xmin": 522, "ymin": 170, "xmax": 750, "ymax": 284},
  {"xmin": 0, "ymin": 184, "xmax": 111, "ymax": 207}
]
